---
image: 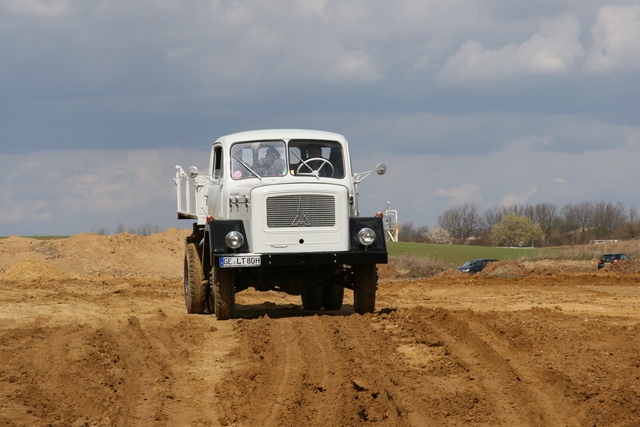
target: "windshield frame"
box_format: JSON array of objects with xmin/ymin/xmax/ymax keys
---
[{"xmin": 229, "ymin": 138, "xmax": 345, "ymax": 180}]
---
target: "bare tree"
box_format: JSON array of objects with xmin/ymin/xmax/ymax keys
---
[
  {"xmin": 533, "ymin": 202, "xmax": 558, "ymax": 245},
  {"xmin": 575, "ymin": 201, "xmax": 594, "ymax": 233},
  {"xmin": 91, "ymin": 227, "xmax": 109, "ymax": 236},
  {"xmin": 591, "ymin": 201, "xmax": 626, "ymax": 239},
  {"xmin": 438, "ymin": 202, "xmax": 482, "ymax": 243},
  {"xmin": 398, "ymin": 222, "xmax": 429, "ymax": 242},
  {"xmin": 624, "ymin": 206, "xmax": 640, "ymax": 239},
  {"xmin": 482, "ymin": 206, "xmax": 504, "ymax": 234},
  {"xmin": 135, "ymin": 223, "xmax": 162, "ymax": 236},
  {"xmin": 560, "ymin": 203, "xmax": 580, "ymax": 244}
]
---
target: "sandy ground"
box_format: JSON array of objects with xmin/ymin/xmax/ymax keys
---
[{"xmin": 1, "ymin": 230, "xmax": 639, "ymax": 426}]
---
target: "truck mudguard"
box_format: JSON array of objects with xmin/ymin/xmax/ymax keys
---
[{"xmin": 206, "ymin": 220, "xmax": 250, "ymax": 253}]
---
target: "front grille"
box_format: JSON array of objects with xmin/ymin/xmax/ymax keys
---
[{"xmin": 266, "ymin": 194, "xmax": 335, "ymax": 228}]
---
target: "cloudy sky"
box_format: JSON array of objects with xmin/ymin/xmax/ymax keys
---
[{"xmin": 1, "ymin": 0, "xmax": 639, "ymax": 236}]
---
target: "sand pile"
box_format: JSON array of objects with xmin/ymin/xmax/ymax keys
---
[
  {"xmin": 476, "ymin": 261, "xmax": 527, "ymax": 278},
  {"xmin": 433, "ymin": 269, "xmax": 468, "ymax": 279},
  {"xmin": 2, "ymin": 259, "xmax": 67, "ymax": 281},
  {"xmin": 598, "ymin": 259, "xmax": 640, "ymax": 274},
  {"xmin": 0, "ymin": 228, "xmax": 191, "ymax": 280}
]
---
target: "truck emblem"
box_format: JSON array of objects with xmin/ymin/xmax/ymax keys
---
[{"xmin": 291, "ymin": 198, "xmax": 311, "ymax": 227}]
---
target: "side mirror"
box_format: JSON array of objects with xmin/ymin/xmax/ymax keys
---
[
  {"xmin": 188, "ymin": 166, "xmax": 199, "ymax": 178},
  {"xmin": 376, "ymin": 163, "xmax": 387, "ymax": 175}
]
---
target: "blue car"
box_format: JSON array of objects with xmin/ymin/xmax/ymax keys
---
[{"xmin": 455, "ymin": 258, "xmax": 498, "ymax": 274}]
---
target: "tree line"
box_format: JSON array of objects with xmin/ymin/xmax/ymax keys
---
[{"xmin": 399, "ymin": 201, "xmax": 640, "ymax": 247}]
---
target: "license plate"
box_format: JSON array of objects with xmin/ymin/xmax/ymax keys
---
[{"xmin": 219, "ymin": 255, "xmax": 261, "ymax": 268}]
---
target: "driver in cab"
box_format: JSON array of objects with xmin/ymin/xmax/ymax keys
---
[{"xmin": 299, "ymin": 144, "xmax": 334, "ymax": 177}]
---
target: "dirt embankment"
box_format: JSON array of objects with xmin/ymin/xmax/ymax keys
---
[{"xmin": 1, "ymin": 232, "xmax": 640, "ymax": 426}]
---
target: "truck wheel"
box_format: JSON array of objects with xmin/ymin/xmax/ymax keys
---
[
  {"xmin": 354, "ymin": 264, "xmax": 377, "ymax": 314},
  {"xmin": 184, "ymin": 242, "xmax": 207, "ymax": 314},
  {"xmin": 323, "ymin": 283, "xmax": 344, "ymax": 310},
  {"xmin": 212, "ymin": 265, "xmax": 235, "ymax": 320},
  {"xmin": 302, "ymin": 285, "xmax": 323, "ymax": 310}
]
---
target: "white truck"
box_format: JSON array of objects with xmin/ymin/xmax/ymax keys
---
[{"xmin": 175, "ymin": 129, "xmax": 387, "ymax": 319}]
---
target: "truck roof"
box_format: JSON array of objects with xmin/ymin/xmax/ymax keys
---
[{"xmin": 215, "ymin": 129, "xmax": 347, "ymax": 145}]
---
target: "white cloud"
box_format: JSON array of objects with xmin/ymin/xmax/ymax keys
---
[
  {"xmin": 61, "ymin": 149, "xmax": 176, "ymax": 215},
  {"xmin": 436, "ymin": 14, "xmax": 585, "ymax": 83},
  {"xmin": 499, "ymin": 187, "xmax": 539, "ymax": 206},
  {"xmin": 7, "ymin": 0, "xmax": 71, "ymax": 17},
  {"xmin": 585, "ymin": 4, "xmax": 640, "ymax": 73},
  {"xmin": 0, "ymin": 148, "xmax": 193, "ymax": 236},
  {"xmin": 434, "ymin": 183, "xmax": 483, "ymax": 205},
  {"xmin": 155, "ymin": 2, "xmax": 388, "ymax": 89},
  {"xmin": 0, "ymin": 200, "xmax": 50, "ymax": 225}
]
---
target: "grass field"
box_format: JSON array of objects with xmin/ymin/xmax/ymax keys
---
[{"xmin": 387, "ymin": 241, "xmax": 604, "ymax": 269}]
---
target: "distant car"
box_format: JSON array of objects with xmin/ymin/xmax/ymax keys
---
[
  {"xmin": 455, "ymin": 258, "xmax": 498, "ymax": 274},
  {"xmin": 597, "ymin": 253, "xmax": 631, "ymax": 269}
]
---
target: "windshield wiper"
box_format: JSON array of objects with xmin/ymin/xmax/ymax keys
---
[
  {"xmin": 290, "ymin": 150, "xmax": 320, "ymax": 180},
  {"xmin": 232, "ymin": 154, "xmax": 262, "ymax": 180}
]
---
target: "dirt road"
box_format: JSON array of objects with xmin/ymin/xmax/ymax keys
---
[{"xmin": 1, "ymin": 231, "xmax": 639, "ymax": 426}]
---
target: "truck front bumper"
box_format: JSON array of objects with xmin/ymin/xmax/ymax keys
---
[{"xmin": 215, "ymin": 251, "xmax": 387, "ymax": 267}]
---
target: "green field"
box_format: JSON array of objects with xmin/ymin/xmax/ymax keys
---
[{"xmin": 387, "ymin": 241, "xmax": 566, "ymax": 268}]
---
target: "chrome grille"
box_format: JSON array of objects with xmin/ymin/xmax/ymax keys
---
[{"xmin": 266, "ymin": 194, "xmax": 335, "ymax": 228}]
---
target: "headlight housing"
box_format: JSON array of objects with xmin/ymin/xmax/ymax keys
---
[
  {"xmin": 357, "ymin": 227, "xmax": 377, "ymax": 246},
  {"xmin": 225, "ymin": 231, "xmax": 245, "ymax": 249}
]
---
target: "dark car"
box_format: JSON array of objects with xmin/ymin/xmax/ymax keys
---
[
  {"xmin": 597, "ymin": 253, "xmax": 631, "ymax": 269},
  {"xmin": 455, "ymin": 258, "xmax": 498, "ymax": 274}
]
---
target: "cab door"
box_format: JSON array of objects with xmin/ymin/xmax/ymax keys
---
[{"xmin": 207, "ymin": 145, "xmax": 224, "ymax": 218}]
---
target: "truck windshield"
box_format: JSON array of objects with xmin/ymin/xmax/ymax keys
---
[
  {"xmin": 288, "ymin": 139, "xmax": 344, "ymax": 178},
  {"xmin": 231, "ymin": 141, "xmax": 287, "ymax": 179},
  {"xmin": 230, "ymin": 139, "xmax": 345, "ymax": 179}
]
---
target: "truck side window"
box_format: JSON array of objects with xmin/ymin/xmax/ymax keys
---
[{"xmin": 213, "ymin": 146, "xmax": 222, "ymax": 179}]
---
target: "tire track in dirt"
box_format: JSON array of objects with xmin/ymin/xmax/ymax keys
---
[
  {"xmin": 426, "ymin": 311, "xmax": 559, "ymax": 426},
  {"xmin": 215, "ymin": 314, "xmax": 420, "ymax": 426},
  {"xmin": 116, "ymin": 315, "xmax": 173, "ymax": 424},
  {"xmin": 0, "ymin": 305, "xmax": 228, "ymax": 426},
  {"xmin": 376, "ymin": 306, "xmax": 587, "ymax": 426},
  {"xmin": 261, "ymin": 320, "xmax": 302, "ymax": 426},
  {"xmin": 462, "ymin": 312, "xmax": 583, "ymax": 426}
]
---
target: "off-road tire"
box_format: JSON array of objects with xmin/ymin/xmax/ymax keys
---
[
  {"xmin": 302, "ymin": 285, "xmax": 323, "ymax": 310},
  {"xmin": 354, "ymin": 264, "xmax": 377, "ymax": 314},
  {"xmin": 322, "ymin": 282, "xmax": 344, "ymax": 310},
  {"xmin": 184, "ymin": 242, "xmax": 207, "ymax": 314},
  {"xmin": 212, "ymin": 265, "xmax": 235, "ymax": 320}
]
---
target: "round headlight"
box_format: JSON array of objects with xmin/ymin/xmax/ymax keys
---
[
  {"xmin": 357, "ymin": 227, "xmax": 377, "ymax": 246},
  {"xmin": 225, "ymin": 231, "xmax": 244, "ymax": 249}
]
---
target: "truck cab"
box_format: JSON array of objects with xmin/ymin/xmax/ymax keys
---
[{"xmin": 175, "ymin": 129, "xmax": 387, "ymax": 319}]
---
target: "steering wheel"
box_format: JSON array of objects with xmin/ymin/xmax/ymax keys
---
[{"xmin": 296, "ymin": 157, "xmax": 334, "ymax": 176}]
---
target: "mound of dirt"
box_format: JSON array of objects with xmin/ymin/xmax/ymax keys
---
[
  {"xmin": 2, "ymin": 259, "xmax": 67, "ymax": 282},
  {"xmin": 521, "ymin": 260, "xmax": 595, "ymax": 274},
  {"xmin": 0, "ymin": 228, "xmax": 191, "ymax": 280},
  {"xmin": 433, "ymin": 269, "xmax": 469, "ymax": 279},
  {"xmin": 476, "ymin": 260, "xmax": 528, "ymax": 278},
  {"xmin": 377, "ymin": 263, "xmax": 400, "ymax": 280},
  {"xmin": 598, "ymin": 259, "xmax": 640, "ymax": 274}
]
